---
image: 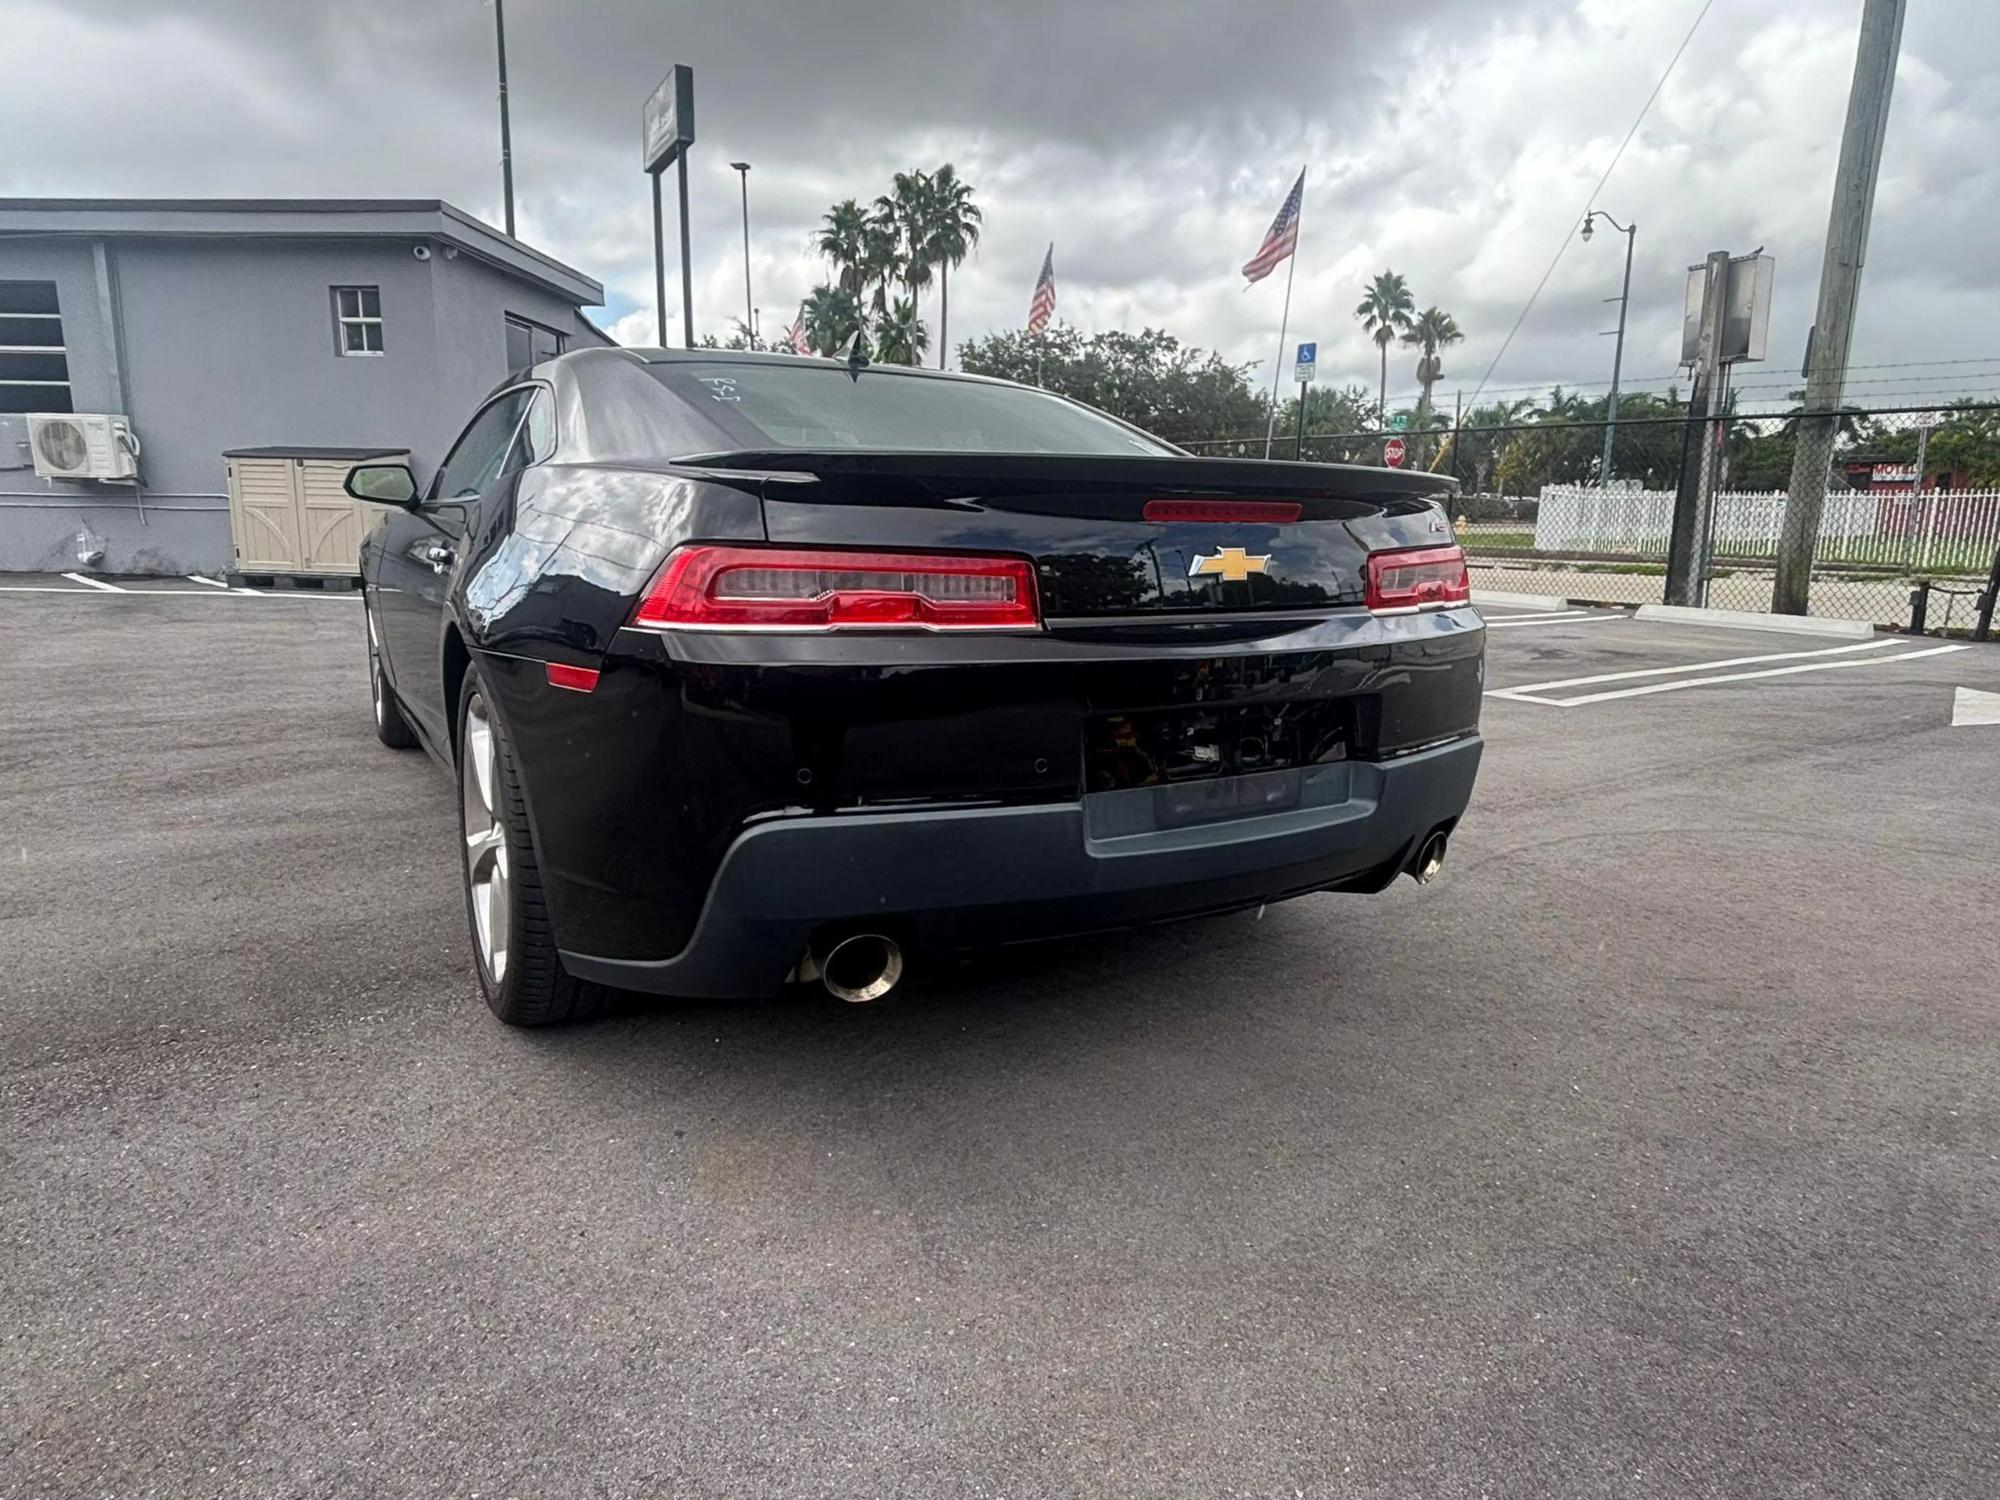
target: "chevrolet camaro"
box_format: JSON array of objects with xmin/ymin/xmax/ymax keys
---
[{"xmin": 351, "ymin": 347, "xmax": 1484, "ymax": 1024}]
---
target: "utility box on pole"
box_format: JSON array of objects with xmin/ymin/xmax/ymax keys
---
[
  {"xmin": 1665, "ymin": 252, "xmax": 1732, "ymax": 607},
  {"xmin": 1774, "ymin": 0, "xmax": 1906, "ymax": 615}
]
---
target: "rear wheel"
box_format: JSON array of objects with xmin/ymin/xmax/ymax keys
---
[
  {"xmin": 366, "ymin": 604, "xmax": 418, "ymax": 749},
  {"xmin": 457, "ymin": 672, "xmax": 609, "ymax": 1026}
]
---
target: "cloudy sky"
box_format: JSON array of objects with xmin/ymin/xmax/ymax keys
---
[{"xmin": 7, "ymin": 0, "xmax": 1996, "ymax": 417}]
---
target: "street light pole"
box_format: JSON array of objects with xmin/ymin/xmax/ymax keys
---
[
  {"xmin": 492, "ymin": 0, "xmax": 516, "ymax": 237},
  {"xmin": 1582, "ymin": 210, "xmax": 1635, "ymax": 486},
  {"xmin": 730, "ymin": 162, "xmax": 753, "ymax": 345}
]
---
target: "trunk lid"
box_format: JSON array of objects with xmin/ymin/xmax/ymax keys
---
[{"xmin": 712, "ymin": 451, "xmax": 1456, "ymax": 620}]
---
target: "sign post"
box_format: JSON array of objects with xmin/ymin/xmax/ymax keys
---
[
  {"xmin": 1294, "ymin": 342, "xmax": 1315, "ymax": 460},
  {"xmin": 643, "ymin": 65, "xmax": 696, "ymax": 347},
  {"xmin": 1384, "ymin": 435, "xmax": 1407, "ymax": 469}
]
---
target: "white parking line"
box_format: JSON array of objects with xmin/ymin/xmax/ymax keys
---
[
  {"xmin": 185, "ymin": 574, "xmax": 230, "ymax": 589},
  {"xmin": 1491, "ymin": 640, "xmax": 1968, "ymax": 707},
  {"xmin": 0, "ymin": 584, "xmax": 357, "ymax": 599},
  {"xmin": 1481, "ymin": 609, "xmax": 1589, "ymax": 623},
  {"xmin": 60, "ymin": 572, "xmax": 126, "ymax": 592},
  {"xmin": 1488, "ymin": 638, "xmax": 1898, "ymax": 700},
  {"xmin": 1486, "ymin": 613, "xmax": 1626, "ymax": 631}
]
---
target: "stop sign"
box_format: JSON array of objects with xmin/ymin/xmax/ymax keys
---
[{"xmin": 1384, "ymin": 436, "xmax": 1407, "ymax": 468}]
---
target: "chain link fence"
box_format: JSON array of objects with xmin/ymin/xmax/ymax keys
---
[{"xmin": 1179, "ymin": 403, "xmax": 2000, "ymax": 631}]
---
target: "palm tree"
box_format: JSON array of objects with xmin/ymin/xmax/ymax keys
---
[
  {"xmin": 1401, "ymin": 306, "xmax": 1464, "ymax": 432},
  {"xmin": 859, "ymin": 199, "xmax": 903, "ymax": 319},
  {"xmin": 921, "ymin": 164, "xmax": 981, "ymax": 369},
  {"xmin": 800, "ymin": 284, "xmax": 864, "ymax": 357},
  {"xmin": 880, "ymin": 170, "xmax": 933, "ymax": 312},
  {"xmin": 873, "ymin": 296, "xmax": 929, "ymax": 366},
  {"xmin": 815, "ymin": 200, "xmax": 871, "ymax": 304},
  {"xmin": 1354, "ymin": 271, "xmax": 1415, "ymax": 425}
]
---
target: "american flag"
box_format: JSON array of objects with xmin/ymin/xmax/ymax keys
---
[
  {"xmin": 1241, "ymin": 168, "xmax": 1305, "ymax": 285},
  {"xmin": 785, "ymin": 308, "xmax": 810, "ymax": 355},
  {"xmin": 1027, "ymin": 244, "xmax": 1056, "ymax": 334}
]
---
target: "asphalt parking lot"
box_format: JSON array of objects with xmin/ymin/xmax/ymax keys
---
[{"xmin": 4, "ymin": 581, "xmax": 1998, "ymax": 1498}]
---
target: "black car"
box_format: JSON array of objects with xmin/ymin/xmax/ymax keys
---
[{"xmin": 352, "ymin": 348, "xmax": 1483, "ymax": 1023}]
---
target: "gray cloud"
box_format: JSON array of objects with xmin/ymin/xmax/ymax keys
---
[{"xmin": 7, "ymin": 0, "xmax": 1998, "ymax": 422}]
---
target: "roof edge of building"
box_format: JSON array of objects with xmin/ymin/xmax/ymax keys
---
[{"xmin": 0, "ymin": 197, "xmax": 602, "ymax": 308}]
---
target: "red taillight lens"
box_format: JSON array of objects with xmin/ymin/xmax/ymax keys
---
[
  {"xmin": 545, "ymin": 662, "xmax": 599, "ymax": 693},
  {"xmin": 1364, "ymin": 544, "xmax": 1471, "ymax": 612},
  {"xmin": 632, "ymin": 545, "xmax": 1042, "ymax": 631},
  {"xmin": 1142, "ymin": 499, "xmax": 1303, "ymax": 524}
]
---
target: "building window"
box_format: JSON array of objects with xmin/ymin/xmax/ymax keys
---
[
  {"xmin": 0, "ymin": 281, "xmax": 71, "ymax": 414},
  {"xmin": 505, "ymin": 314, "xmax": 565, "ymax": 374},
  {"xmin": 333, "ymin": 286, "xmax": 384, "ymax": 356}
]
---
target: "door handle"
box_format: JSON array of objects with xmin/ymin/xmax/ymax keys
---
[{"xmin": 422, "ymin": 542, "xmax": 455, "ymax": 574}]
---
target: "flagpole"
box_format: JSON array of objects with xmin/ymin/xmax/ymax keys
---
[{"xmin": 1262, "ymin": 167, "xmax": 1305, "ymax": 459}]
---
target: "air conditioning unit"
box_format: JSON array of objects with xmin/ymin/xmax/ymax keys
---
[{"xmin": 26, "ymin": 413, "xmax": 141, "ymax": 483}]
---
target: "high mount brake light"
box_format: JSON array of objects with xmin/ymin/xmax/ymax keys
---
[
  {"xmin": 1142, "ymin": 499, "xmax": 1304, "ymax": 524},
  {"xmin": 1364, "ymin": 544, "xmax": 1471, "ymax": 613},
  {"xmin": 633, "ymin": 545, "xmax": 1042, "ymax": 631}
]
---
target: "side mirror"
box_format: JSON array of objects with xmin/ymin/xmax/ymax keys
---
[{"xmin": 346, "ymin": 462, "xmax": 419, "ymax": 507}]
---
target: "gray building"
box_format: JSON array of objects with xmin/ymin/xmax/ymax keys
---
[{"xmin": 0, "ymin": 198, "xmax": 606, "ymax": 575}]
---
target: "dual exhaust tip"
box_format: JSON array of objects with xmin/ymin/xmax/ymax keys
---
[
  {"xmin": 808, "ymin": 835, "xmax": 1446, "ymax": 1000},
  {"xmin": 810, "ymin": 932, "xmax": 904, "ymax": 1003},
  {"xmin": 1410, "ymin": 830, "xmax": 1449, "ymax": 885}
]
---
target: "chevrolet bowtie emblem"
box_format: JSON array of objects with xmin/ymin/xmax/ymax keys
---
[{"xmin": 1188, "ymin": 547, "xmax": 1272, "ymax": 583}]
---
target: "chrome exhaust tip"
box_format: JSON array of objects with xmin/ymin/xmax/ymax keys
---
[
  {"xmin": 818, "ymin": 933, "xmax": 905, "ymax": 1004},
  {"xmin": 1410, "ymin": 831, "xmax": 1449, "ymax": 885}
]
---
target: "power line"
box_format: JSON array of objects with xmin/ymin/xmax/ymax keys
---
[{"xmin": 1461, "ymin": 0, "xmax": 1718, "ymax": 412}]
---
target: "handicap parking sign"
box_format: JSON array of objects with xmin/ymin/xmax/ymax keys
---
[{"xmin": 1296, "ymin": 342, "xmax": 1317, "ymax": 382}]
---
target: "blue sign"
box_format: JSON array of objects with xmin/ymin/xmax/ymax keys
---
[{"xmin": 1295, "ymin": 341, "xmax": 1317, "ymax": 382}]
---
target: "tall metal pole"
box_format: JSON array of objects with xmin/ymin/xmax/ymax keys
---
[
  {"xmin": 1774, "ymin": 0, "xmax": 1907, "ymax": 614},
  {"xmin": 731, "ymin": 163, "xmax": 754, "ymax": 342},
  {"xmin": 676, "ymin": 154, "xmax": 695, "ymax": 348},
  {"xmin": 1295, "ymin": 381, "xmax": 1307, "ymax": 460},
  {"xmin": 1588, "ymin": 215, "xmax": 1636, "ymax": 486},
  {"xmin": 1262, "ymin": 169, "xmax": 1305, "ymax": 460},
  {"xmin": 651, "ymin": 172, "xmax": 667, "ymax": 345},
  {"xmin": 493, "ymin": 0, "xmax": 515, "ymax": 237}
]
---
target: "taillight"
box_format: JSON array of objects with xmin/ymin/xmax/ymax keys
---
[
  {"xmin": 632, "ymin": 545, "xmax": 1042, "ymax": 631},
  {"xmin": 1364, "ymin": 544, "xmax": 1471, "ymax": 613},
  {"xmin": 1142, "ymin": 499, "xmax": 1303, "ymax": 524}
]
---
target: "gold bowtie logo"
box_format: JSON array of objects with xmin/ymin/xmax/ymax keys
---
[{"xmin": 1188, "ymin": 547, "xmax": 1271, "ymax": 583}]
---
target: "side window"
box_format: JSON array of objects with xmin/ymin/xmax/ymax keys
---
[
  {"xmin": 520, "ymin": 388, "xmax": 556, "ymax": 464},
  {"xmin": 429, "ymin": 388, "xmax": 534, "ymax": 502}
]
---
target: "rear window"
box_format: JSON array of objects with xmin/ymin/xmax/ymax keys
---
[{"xmin": 647, "ymin": 361, "xmax": 1174, "ymax": 457}]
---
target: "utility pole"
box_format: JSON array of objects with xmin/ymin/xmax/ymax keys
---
[
  {"xmin": 731, "ymin": 162, "xmax": 754, "ymax": 343},
  {"xmin": 1582, "ymin": 211, "xmax": 1637, "ymax": 486},
  {"xmin": 492, "ymin": 0, "xmax": 515, "ymax": 237},
  {"xmin": 1774, "ymin": 0, "xmax": 1907, "ymax": 615},
  {"xmin": 1665, "ymin": 251, "xmax": 1729, "ymax": 606}
]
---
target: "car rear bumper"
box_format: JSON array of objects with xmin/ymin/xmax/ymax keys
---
[{"xmin": 558, "ymin": 732, "xmax": 1481, "ymax": 998}]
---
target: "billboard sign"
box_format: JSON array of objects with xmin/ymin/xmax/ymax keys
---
[{"xmin": 643, "ymin": 65, "xmax": 695, "ymax": 173}]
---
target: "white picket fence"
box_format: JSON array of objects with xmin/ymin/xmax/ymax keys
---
[{"xmin": 1531, "ymin": 483, "xmax": 2000, "ymax": 572}]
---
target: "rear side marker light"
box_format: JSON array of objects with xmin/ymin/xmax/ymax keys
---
[
  {"xmin": 1364, "ymin": 544, "xmax": 1471, "ymax": 613},
  {"xmin": 633, "ymin": 545, "xmax": 1041, "ymax": 632},
  {"xmin": 545, "ymin": 662, "xmax": 600, "ymax": 693},
  {"xmin": 1143, "ymin": 499, "xmax": 1303, "ymax": 524}
]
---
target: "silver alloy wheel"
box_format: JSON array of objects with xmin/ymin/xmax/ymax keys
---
[{"xmin": 461, "ymin": 692, "xmax": 510, "ymax": 985}]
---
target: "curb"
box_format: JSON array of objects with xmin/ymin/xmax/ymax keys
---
[
  {"xmin": 1473, "ymin": 589, "xmax": 1572, "ymax": 610},
  {"xmin": 1632, "ymin": 603, "xmax": 1876, "ymax": 640}
]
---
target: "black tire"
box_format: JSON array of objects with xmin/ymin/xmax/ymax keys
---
[
  {"xmin": 456, "ymin": 668, "xmax": 610, "ymax": 1026},
  {"xmin": 366, "ymin": 602, "xmax": 419, "ymax": 750}
]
